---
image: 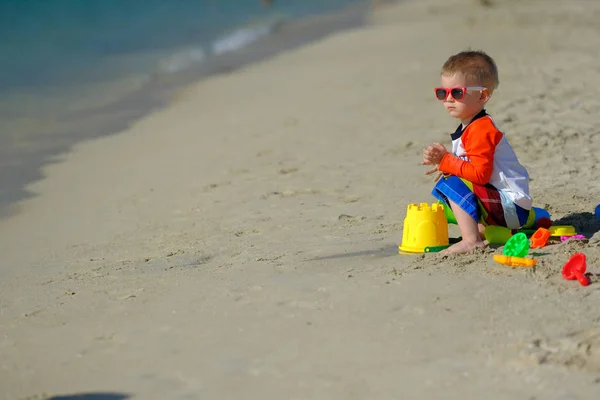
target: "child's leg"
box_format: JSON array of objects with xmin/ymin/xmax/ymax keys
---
[
  {"xmin": 478, "ymin": 224, "xmax": 486, "ymax": 240},
  {"xmin": 441, "ymin": 199, "xmax": 486, "ymax": 254}
]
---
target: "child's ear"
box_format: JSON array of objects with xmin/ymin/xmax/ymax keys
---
[{"xmin": 480, "ymin": 88, "xmax": 491, "ymax": 104}]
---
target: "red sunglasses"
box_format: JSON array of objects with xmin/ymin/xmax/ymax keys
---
[{"xmin": 434, "ymin": 86, "xmax": 486, "ymax": 101}]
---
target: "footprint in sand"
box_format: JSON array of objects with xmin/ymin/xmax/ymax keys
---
[
  {"xmin": 520, "ymin": 328, "xmax": 600, "ymax": 373},
  {"xmin": 337, "ymin": 214, "xmax": 366, "ymax": 227}
]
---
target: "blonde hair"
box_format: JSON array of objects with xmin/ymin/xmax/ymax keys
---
[{"xmin": 441, "ymin": 50, "xmax": 499, "ymax": 91}]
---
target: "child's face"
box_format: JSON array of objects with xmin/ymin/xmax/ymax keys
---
[{"xmin": 439, "ymin": 73, "xmax": 488, "ymax": 123}]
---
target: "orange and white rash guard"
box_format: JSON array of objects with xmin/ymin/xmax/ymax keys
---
[{"xmin": 438, "ymin": 110, "xmax": 532, "ymax": 210}]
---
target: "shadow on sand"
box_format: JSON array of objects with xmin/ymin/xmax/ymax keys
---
[
  {"xmin": 47, "ymin": 393, "xmax": 130, "ymax": 400},
  {"xmin": 552, "ymin": 212, "xmax": 600, "ymax": 237},
  {"xmin": 306, "ymin": 245, "xmax": 399, "ymax": 262}
]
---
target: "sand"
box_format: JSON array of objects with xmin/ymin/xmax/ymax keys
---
[{"xmin": 1, "ymin": 0, "xmax": 600, "ymax": 398}]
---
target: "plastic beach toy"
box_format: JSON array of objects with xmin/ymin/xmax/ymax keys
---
[
  {"xmin": 424, "ymin": 245, "xmax": 450, "ymax": 253},
  {"xmin": 493, "ymin": 254, "xmax": 537, "ymax": 268},
  {"xmin": 561, "ymin": 234, "xmax": 586, "ymax": 242},
  {"xmin": 484, "ymin": 225, "xmax": 513, "ymax": 245},
  {"xmin": 503, "ymin": 232, "xmax": 529, "ymax": 258},
  {"xmin": 517, "ymin": 229, "xmax": 537, "ymax": 236},
  {"xmin": 520, "ymin": 206, "xmax": 549, "ymax": 230},
  {"xmin": 532, "ymin": 206, "xmax": 551, "ymax": 222},
  {"xmin": 595, "ymin": 204, "xmax": 600, "ymax": 219},
  {"xmin": 536, "ymin": 217, "xmax": 552, "ymax": 229},
  {"xmin": 439, "ymin": 200, "xmax": 457, "ymax": 225},
  {"xmin": 530, "ymin": 228, "xmax": 551, "ymax": 248},
  {"xmin": 562, "ymin": 253, "xmax": 589, "ymax": 286},
  {"xmin": 399, "ymin": 203, "xmax": 449, "ymax": 253},
  {"xmin": 549, "ymin": 225, "xmax": 577, "ymax": 237}
]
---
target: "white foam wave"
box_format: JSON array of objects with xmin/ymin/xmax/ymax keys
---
[
  {"xmin": 157, "ymin": 47, "xmax": 207, "ymax": 73},
  {"xmin": 211, "ymin": 24, "xmax": 273, "ymax": 55},
  {"xmin": 156, "ymin": 20, "xmax": 280, "ymax": 75}
]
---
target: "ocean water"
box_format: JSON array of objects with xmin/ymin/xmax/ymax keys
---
[
  {"xmin": 0, "ymin": 0, "xmax": 368, "ymax": 215},
  {"xmin": 0, "ymin": 0, "xmax": 365, "ymax": 91}
]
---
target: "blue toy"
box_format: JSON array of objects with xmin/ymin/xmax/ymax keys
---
[
  {"xmin": 595, "ymin": 204, "xmax": 600, "ymax": 219},
  {"xmin": 532, "ymin": 206, "xmax": 550, "ymax": 222}
]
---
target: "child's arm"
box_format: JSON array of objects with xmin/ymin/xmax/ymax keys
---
[{"xmin": 438, "ymin": 129, "xmax": 503, "ymax": 185}]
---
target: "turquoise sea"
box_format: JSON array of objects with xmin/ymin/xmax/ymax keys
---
[{"xmin": 0, "ymin": 0, "xmax": 368, "ymax": 214}]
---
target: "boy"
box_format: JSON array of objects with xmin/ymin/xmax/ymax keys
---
[{"xmin": 422, "ymin": 50, "xmax": 532, "ymax": 254}]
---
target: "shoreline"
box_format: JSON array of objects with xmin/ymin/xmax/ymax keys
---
[{"xmin": 0, "ymin": 1, "xmax": 371, "ymax": 218}]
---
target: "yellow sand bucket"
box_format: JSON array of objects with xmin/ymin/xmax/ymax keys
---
[{"xmin": 399, "ymin": 203, "xmax": 449, "ymax": 253}]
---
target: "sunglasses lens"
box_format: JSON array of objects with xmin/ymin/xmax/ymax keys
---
[
  {"xmin": 435, "ymin": 89, "xmax": 447, "ymax": 100},
  {"xmin": 450, "ymin": 88, "xmax": 465, "ymax": 99}
]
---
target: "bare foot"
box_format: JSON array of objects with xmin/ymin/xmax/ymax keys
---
[{"xmin": 441, "ymin": 239, "xmax": 486, "ymax": 255}]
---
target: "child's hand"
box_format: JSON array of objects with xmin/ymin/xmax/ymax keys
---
[
  {"xmin": 425, "ymin": 165, "xmax": 443, "ymax": 182},
  {"xmin": 422, "ymin": 142, "xmax": 448, "ymax": 165},
  {"xmin": 422, "ymin": 142, "xmax": 448, "ymax": 182}
]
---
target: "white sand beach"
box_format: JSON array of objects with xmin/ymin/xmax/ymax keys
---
[{"xmin": 1, "ymin": 0, "xmax": 600, "ymax": 398}]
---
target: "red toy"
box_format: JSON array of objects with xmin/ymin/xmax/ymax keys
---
[
  {"xmin": 561, "ymin": 253, "xmax": 589, "ymax": 286},
  {"xmin": 536, "ymin": 217, "xmax": 552, "ymax": 229}
]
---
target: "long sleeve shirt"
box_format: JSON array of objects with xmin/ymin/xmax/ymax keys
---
[{"xmin": 438, "ymin": 109, "xmax": 533, "ymax": 210}]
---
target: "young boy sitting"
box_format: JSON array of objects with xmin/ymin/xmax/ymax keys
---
[{"xmin": 422, "ymin": 50, "xmax": 532, "ymax": 254}]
